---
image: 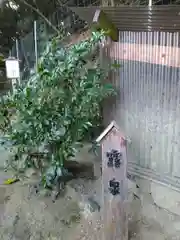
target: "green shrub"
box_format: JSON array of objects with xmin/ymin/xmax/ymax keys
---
[{"xmin": 0, "ymin": 31, "xmax": 116, "ymax": 188}]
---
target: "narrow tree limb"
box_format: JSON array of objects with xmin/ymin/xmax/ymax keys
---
[{"xmin": 18, "ymin": 0, "xmax": 59, "ymax": 34}]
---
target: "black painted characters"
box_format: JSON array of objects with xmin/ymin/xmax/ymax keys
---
[
  {"xmin": 109, "ymin": 178, "xmax": 120, "ymax": 196},
  {"xmin": 106, "ymin": 149, "xmax": 122, "ymax": 168}
]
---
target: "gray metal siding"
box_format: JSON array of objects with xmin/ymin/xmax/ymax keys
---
[
  {"xmin": 104, "ymin": 31, "xmax": 180, "ymax": 190},
  {"xmin": 70, "ymin": 6, "xmax": 180, "ymax": 32}
]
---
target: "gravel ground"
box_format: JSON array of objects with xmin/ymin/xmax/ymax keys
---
[{"xmin": 0, "ymin": 144, "xmax": 180, "ymax": 240}]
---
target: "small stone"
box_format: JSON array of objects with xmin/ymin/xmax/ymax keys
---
[
  {"xmin": 4, "ymin": 195, "xmax": 10, "ymax": 202},
  {"xmin": 51, "ymin": 190, "xmax": 60, "ymax": 202},
  {"xmin": 12, "ymin": 214, "xmax": 20, "ymax": 226},
  {"xmin": 25, "ymin": 168, "xmax": 37, "ymax": 178},
  {"xmin": 39, "ymin": 189, "xmax": 51, "ymax": 197},
  {"xmin": 87, "ymin": 197, "xmax": 101, "ymax": 212},
  {"xmin": 66, "ymin": 196, "xmax": 72, "ymax": 200},
  {"xmin": 40, "ymin": 202, "xmax": 48, "ymax": 209}
]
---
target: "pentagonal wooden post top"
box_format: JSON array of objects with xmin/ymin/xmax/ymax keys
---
[{"xmin": 96, "ymin": 121, "xmax": 128, "ymax": 240}]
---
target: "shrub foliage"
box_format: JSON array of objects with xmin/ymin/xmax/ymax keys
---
[{"xmin": 0, "ymin": 31, "xmax": 115, "ymax": 188}]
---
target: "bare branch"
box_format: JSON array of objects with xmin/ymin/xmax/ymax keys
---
[{"xmin": 17, "ymin": 0, "xmax": 59, "ymax": 33}]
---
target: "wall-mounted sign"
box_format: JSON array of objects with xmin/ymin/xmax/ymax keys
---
[{"xmin": 5, "ymin": 58, "xmax": 20, "ymax": 79}]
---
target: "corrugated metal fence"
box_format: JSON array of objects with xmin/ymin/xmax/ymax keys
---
[
  {"xmin": 71, "ymin": 6, "xmax": 180, "ymax": 32},
  {"xmin": 104, "ymin": 31, "xmax": 180, "ymax": 190},
  {"xmin": 70, "ymin": 5, "xmax": 180, "ymax": 190}
]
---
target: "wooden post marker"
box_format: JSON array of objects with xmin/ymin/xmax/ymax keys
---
[{"xmin": 96, "ymin": 121, "xmax": 128, "ymax": 240}]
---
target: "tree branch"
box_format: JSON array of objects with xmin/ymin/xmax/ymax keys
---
[{"xmin": 18, "ymin": 0, "xmax": 59, "ymax": 34}]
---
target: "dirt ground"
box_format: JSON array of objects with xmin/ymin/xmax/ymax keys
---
[{"xmin": 0, "ymin": 144, "xmax": 180, "ymax": 240}]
